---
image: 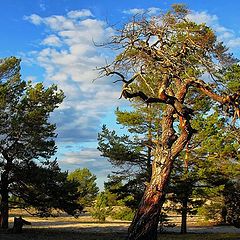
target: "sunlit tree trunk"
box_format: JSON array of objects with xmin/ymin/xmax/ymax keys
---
[
  {"xmin": 128, "ymin": 107, "xmax": 192, "ymax": 240},
  {"xmin": 128, "ymin": 148, "xmax": 174, "ymax": 240}
]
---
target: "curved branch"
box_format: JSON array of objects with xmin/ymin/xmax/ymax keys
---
[
  {"xmin": 192, "ymin": 79, "xmax": 225, "ymax": 103},
  {"xmin": 192, "ymin": 78, "xmax": 240, "ymax": 122},
  {"xmin": 171, "ymin": 118, "xmax": 194, "ymax": 159},
  {"xmin": 122, "ymin": 89, "xmax": 193, "ymax": 118},
  {"xmin": 107, "ymin": 71, "xmax": 194, "ymax": 119},
  {"xmin": 107, "ymin": 71, "xmax": 126, "ymax": 82}
]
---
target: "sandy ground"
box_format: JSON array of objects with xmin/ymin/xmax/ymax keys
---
[
  {"xmin": 5, "ymin": 213, "xmax": 240, "ymax": 234},
  {"xmin": 1, "ymin": 222, "xmax": 240, "ymax": 240},
  {"xmin": 0, "ymin": 211, "xmax": 239, "ymax": 240},
  {"xmin": 166, "ymin": 225, "xmax": 240, "ymax": 234}
]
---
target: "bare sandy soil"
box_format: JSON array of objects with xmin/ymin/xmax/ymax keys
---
[
  {"xmin": 8, "ymin": 212, "xmax": 130, "ymax": 232},
  {"xmin": 0, "ymin": 211, "xmax": 239, "ymax": 240},
  {"xmin": 7, "ymin": 216, "xmax": 240, "ymax": 234}
]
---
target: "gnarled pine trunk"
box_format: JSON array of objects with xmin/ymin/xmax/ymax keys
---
[
  {"xmin": 128, "ymin": 147, "xmax": 174, "ymax": 240},
  {"xmin": 128, "ymin": 105, "xmax": 192, "ymax": 240}
]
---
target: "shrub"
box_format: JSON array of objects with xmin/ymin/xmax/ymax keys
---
[
  {"xmin": 90, "ymin": 192, "xmax": 113, "ymax": 222},
  {"xmin": 111, "ymin": 206, "xmax": 135, "ymax": 221}
]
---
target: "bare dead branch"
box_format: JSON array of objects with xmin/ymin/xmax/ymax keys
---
[{"xmin": 107, "ymin": 71, "xmax": 126, "ymax": 82}]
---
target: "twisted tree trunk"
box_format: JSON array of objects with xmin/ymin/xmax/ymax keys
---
[
  {"xmin": 128, "ymin": 146, "xmax": 175, "ymax": 240},
  {"xmin": 128, "ymin": 106, "xmax": 192, "ymax": 240}
]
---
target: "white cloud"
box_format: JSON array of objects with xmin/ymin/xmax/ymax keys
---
[
  {"xmin": 45, "ymin": 15, "xmax": 76, "ymax": 31},
  {"xmin": 24, "ymin": 10, "xmax": 122, "ymax": 146},
  {"xmin": 187, "ymin": 11, "xmax": 218, "ymax": 25},
  {"xmin": 24, "ymin": 14, "xmax": 42, "ymax": 25},
  {"xmin": 148, "ymin": 7, "xmax": 161, "ymax": 15},
  {"xmin": 41, "ymin": 34, "xmax": 62, "ymax": 47},
  {"xmin": 123, "ymin": 8, "xmax": 145, "ymax": 15},
  {"xmin": 60, "ymin": 148, "xmax": 101, "ymax": 164},
  {"xmin": 67, "ymin": 9, "xmax": 93, "ymax": 19},
  {"xmin": 187, "ymin": 11, "xmax": 240, "ymax": 49},
  {"xmin": 59, "ymin": 147, "xmax": 113, "ymax": 183},
  {"xmin": 228, "ymin": 38, "xmax": 240, "ymax": 48},
  {"xmin": 123, "ymin": 7, "xmax": 161, "ymax": 16}
]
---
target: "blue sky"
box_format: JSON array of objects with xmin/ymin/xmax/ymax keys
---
[{"xmin": 1, "ymin": 0, "xmax": 240, "ymax": 189}]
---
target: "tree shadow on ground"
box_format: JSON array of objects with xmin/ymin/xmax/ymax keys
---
[
  {"xmin": 0, "ymin": 227, "xmax": 127, "ymax": 240},
  {"xmin": 1, "ymin": 228, "xmax": 240, "ymax": 240}
]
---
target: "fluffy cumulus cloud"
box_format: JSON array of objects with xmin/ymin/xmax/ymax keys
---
[
  {"xmin": 24, "ymin": 10, "xmax": 124, "ymax": 177},
  {"xmin": 25, "ymin": 10, "xmax": 121, "ymax": 143},
  {"xmin": 67, "ymin": 9, "xmax": 93, "ymax": 19},
  {"xmin": 58, "ymin": 147, "xmax": 113, "ymax": 189},
  {"xmin": 187, "ymin": 11, "xmax": 240, "ymax": 49},
  {"xmin": 60, "ymin": 148, "xmax": 102, "ymax": 164},
  {"xmin": 25, "ymin": 14, "xmax": 42, "ymax": 25},
  {"xmin": 59, "ymin": 147, "xmax": 112, "ymax": 177},
  {"xmin": 41, "ymin": 34, "xmax": 62, "ymax": 46}
]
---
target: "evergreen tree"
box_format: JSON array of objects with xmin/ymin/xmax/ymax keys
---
[
  {"xmin": 0, "ymin": 57, "xmax": 81, "ymax": 228},
  {"xmin": 68, "ymin": 168, "xmax": 99, "ymax": 208},
  {"xmin": 98, "ymin": 104, "xmax": 161, "ymax": 209},
  {"xmin": 11, "ymin": 160, "xmax": 82, "ymax": 217},
  {"xmin": 99, "ymin": 5, "xmax": 240, "ymax": 239},
  {"xmin": 90, "ymin": 191, "xmax": 114, "ymax": 222}
]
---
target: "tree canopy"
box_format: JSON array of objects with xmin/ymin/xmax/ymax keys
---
[
  {"xmin": 68, "ymin": 168, "xmax": 99, "ymax": 208},
  {"xmin": 99, "ymin": 4, "xmax": 240, "ymax": 240}
]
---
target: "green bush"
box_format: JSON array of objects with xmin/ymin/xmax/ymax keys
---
[
  {"xmin": 197, "ymin": 200, "xmax": 224, "ymax": 223},
  {"xmin": 111, "ymin": 206, "xmax": 135, "ymax": 221},
  {"xmin": 90, "ymin": 192, "xmax": 113, "ymax": 222}
]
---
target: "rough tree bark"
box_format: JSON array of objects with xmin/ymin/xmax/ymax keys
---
[
  {"xmin": 128, "ymin": 101, "xmax": 192, "ymax": 239},
  {"xmin": 125, "ymin": 84, "xmax": 239, "ymax": 239},
  {"xmin": 102, "ymin": 74, "xmax": 239, "ymax": 240}
]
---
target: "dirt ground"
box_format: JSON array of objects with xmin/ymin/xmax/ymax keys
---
[{"xmin": 0, "ymin": 211, "xmax": 240, "ymax": 240}]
